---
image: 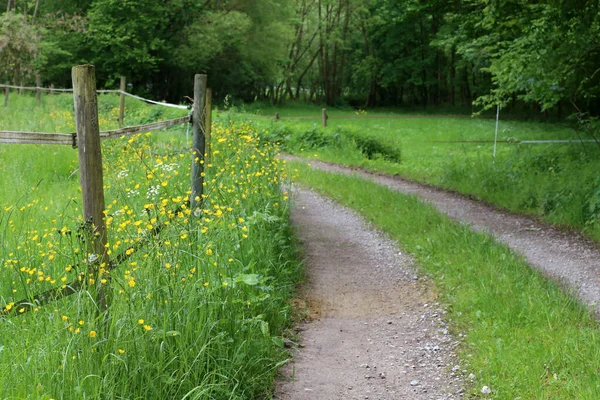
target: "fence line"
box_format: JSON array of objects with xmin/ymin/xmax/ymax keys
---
[
  {"xmin": 0, "ymin": 209, "xmax": 177, "ymax": 317},
  {"xmin": 265, "ymin": 112, "xmax": 480, "ymax": 121},
  {"xmin": 0, "ymin": 83, "xmax": 74, "ymax": 92},
  {"xmin": 118, "ymin": 91, "xmax": 189, "ymax": 110},
  {"xmin": 0, "ymin": 131, "xmax": 75, "ymax": 146},
  {"xmin": 0, "ymin": 67, "xmax": 211, "ymax": 317},
  {"xmin": 0, "ymin": 116, "xmax": 191, "ymax": 147},
  {"xmin": 430, "ymin": 139, "xmax": 598, "ymax": 145},
  {"xmin": 519, "ymin": 140, "xmax": 598, "ymax": 144},
  {"xmin": 100, "ymin": 116, "xmax": 191, "ymax": 140},
  {"xmin": 0, "ymin": 82, "xmax": 188, "ymax": 110}
]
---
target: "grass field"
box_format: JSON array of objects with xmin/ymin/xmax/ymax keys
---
[
  {"xmin": 245, "ymin": 105, "xmax": 600, "ymax": 242},
  {"xmin": 291, "ymin": 162, "xmax": 600, "ymax": 399},
  {"xmin": 0, "ymin": 93, "xmax": 301, "ymax": 398}
]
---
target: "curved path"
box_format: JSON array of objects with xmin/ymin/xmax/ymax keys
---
[
  {"xmin": 274, "ymin": 188, "xmax": 463, "ymax": 400},
  {"xmin": 284, "ymin": 155, "xmax": 600, "ymax": 316}
]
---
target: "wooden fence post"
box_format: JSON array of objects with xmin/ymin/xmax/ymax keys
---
[
  {"xmin": 205, "ymin": 88, "xmax": 213, "ymax": 166},
  {"xmin": 322, "ymin": 108, "xmax": 328, "ymax": 127},
  {"xmin": 72, "ymin": 65, "xmax": 110, "ymax": 312},
  {"xmin": 118, "ymin": 76, "xmax": 126, "ymax": 127},
  {"xmin": 36, "ymin": 74, "xmax": 41, "ymax": 106},
  {"xmin": 4, "ymin": 82, "xmax": 8, "ymax": 108},
  {"xmin": 190, "ymin": 74, "xmax": 207, "ymax": 210}
]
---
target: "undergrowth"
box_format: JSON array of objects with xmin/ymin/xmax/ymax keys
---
[{"xmin": 261, "ymin": 123, "xmax": 401, "ymax": 163}]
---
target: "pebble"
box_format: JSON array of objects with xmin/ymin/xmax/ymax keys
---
[
  {"xmin": 278, "ymin": 186, "xmax": 467, "ymax": 399},
  {"xmin": 481, "ymin": 386, "xmax": 492, "ymax": 394}
]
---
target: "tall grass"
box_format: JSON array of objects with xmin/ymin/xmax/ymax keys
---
[{"xmin": 0, "ymin": 94, "xmax": 301, "ymax": 398}]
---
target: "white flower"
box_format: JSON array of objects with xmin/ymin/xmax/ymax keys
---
[{"xmin": 146, "ymin": 185, "xmax": 160, "ymax": 199}]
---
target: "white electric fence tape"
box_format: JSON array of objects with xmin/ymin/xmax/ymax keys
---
[{"xmin": 0, "ymin": 84, "xmax": 188, "ymax": 110}]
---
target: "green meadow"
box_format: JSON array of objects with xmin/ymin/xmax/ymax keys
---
[
  {"xmin": 246, "ymin": 104, "xmax": 600, "ymax": 242},
  {"xmin": 0, "ymin": 93, "xmax": 301, "ymax": 399}
]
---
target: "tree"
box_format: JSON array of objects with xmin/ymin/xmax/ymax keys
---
[
  {"xmin": 86, "ymin": 0, "xmax": 167, "ymax": 89},
  {"xmin": 476, "ymin": 1, "xmax": 600, "ymax": 115},
  {"xmin": 0, "ymin": 13, "xmax": 40, "ymax": 84}
]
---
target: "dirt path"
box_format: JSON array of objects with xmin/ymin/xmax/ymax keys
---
[
  {"xmin": 284, "ymin": 156, "xmax": 600, "ymax": 317},
  {"xmin": 274, "ymin": 187, "xmax": 463, "ymax": 400}
]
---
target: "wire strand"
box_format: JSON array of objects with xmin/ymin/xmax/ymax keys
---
[{"xmin": 0, "ymin": 84, "xmax": 188, "ymax": 110}]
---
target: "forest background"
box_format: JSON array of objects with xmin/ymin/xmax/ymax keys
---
[{"xmin": 1, "ymin": 0, "xmax": 600, "ymax": 119}]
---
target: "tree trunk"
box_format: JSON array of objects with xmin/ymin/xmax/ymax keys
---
[
  {"xmin": 296, "ymin": 49, "xmax": 320, "ymax": 99},
  {"xmin": 32, "ymin": 0, "xmax": 40, "ymax": 25},
  {"xmin": 419, "ymin": 17, "xmax": 428, "ymax": 107},
  {"xmin": 366, "ymin": 78, "xmax": 377, "ymax": 107},
  {"xmin": 450, "ymin": 47, "xmax": 456, "ymax": 106},
  {"xmin": 463, "ymin": 67, "xmax": 471, "ymax": 104},
  {"xmin": 336, "ymin": 0, "xmax": 350, "ymax": 99}
]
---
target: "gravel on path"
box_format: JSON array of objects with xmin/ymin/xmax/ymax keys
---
[
  {"xmin": 274, "ymin": 187, "xmax": 463, "ymax": 400},
  {"xmin": 284, "ymin": 155, "xmax": 600, "ymax": 316}
]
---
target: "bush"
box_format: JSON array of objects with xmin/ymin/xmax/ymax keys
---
[{"xmin": 261, "ymin": 123, "xmax": 401, "ymax": 163}]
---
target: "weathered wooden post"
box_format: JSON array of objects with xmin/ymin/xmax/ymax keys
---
[
  {"xmin": 72, "ymin": 64, "xmax": 110, "ymax": 312},
  {"xmin": 190, "ymin": 74, "xmax": 207, "ymax": 210},
  {"xmin": 4, "ymin": 82, "xmax": 8, "ymax": 108},
  {"xmin": 205, "ymin": 88, "xmax": 213, "ymax": 166},
  {"xmin": 118, "ymin": 76, "xmax": 126, "ymax": 127},
  {"xmin": 322, "ymin": 108, "xmax": 328, "ymax": 127},
  {"xmin": 36, "ymin": 74, "xmax": 41, "ymax": 106}
]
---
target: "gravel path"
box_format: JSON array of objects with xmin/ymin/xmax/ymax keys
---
[
  {"xmin": 284, "ymin": 155, "xmax": 600, "ymax": 316},
  {"xmin": 274, "ymin": 187, "xmax": 463, "ymax": 400}
]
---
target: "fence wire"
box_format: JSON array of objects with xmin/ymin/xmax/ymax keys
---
[{"xmin": 1, "ymin": 83, "xmax": 188, "ymax": 110}]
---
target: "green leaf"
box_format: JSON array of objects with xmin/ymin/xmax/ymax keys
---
[
  {"xmin": 271, "ymin": 337, "xmax": 285, "ymax": 348},
  {"xmin": 260, "ymin": 320, "xmax": 269, "ymax": 337},
  {"xmin": 238, "ymin": 274, "xmax": 260, "ymax": 286}
]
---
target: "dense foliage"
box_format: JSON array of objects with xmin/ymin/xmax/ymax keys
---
[{"xmin": 1, "ymin": 0, "xmax": 599, "ymax": 116}]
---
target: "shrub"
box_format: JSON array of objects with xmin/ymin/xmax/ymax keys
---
[{"xmin": 261, "ymin": 123, "xmax": 401, "ymax": 163}]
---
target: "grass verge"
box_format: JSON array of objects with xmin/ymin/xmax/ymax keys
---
[
  {"xmin": 0, "ymin": 94, "xmax": 302, "ymax": 399},
  {"xmin": 289, "ymin": 161, "xmax": 600, "ymax": 399}
]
